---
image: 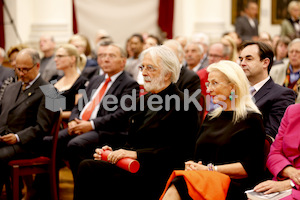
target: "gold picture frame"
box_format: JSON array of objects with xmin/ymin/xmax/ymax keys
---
[
  {"xmin": 272, "ymin": 0, "xmax": 298, "ymax": 24},
  {"xmin": 232, "ymin": 0, "xmax": 260, "ymax": 24}
]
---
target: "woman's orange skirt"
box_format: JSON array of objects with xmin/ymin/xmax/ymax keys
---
[{"xmin": 160, "ymin": 170, "xmax": 231, "ymax": 200}]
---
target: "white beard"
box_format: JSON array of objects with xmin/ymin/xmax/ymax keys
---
[{"xmin": 143, "ymin": 74, "xmax": 165, "ymax": 93}]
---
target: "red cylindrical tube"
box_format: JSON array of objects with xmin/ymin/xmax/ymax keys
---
[{"xmin": 101, "ymin": 150, "xmax": 140, "ymax": 173}]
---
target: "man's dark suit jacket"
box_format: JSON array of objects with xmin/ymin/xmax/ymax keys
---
[
  {"xmin": 0, "ymin": 65, "xmax": 15, "ymax": 88},
  {"xmin": 81, "ymin": 66, "xmax": 102, "ymax": 80},
  {"xmin": 254, "ymin": 78, "xmax": 296, "ymax": 138},
  {"xmin": 70, "ymin": 71, "xmax": 140, "ymax": 133},
  {"xmin": 176, "ymin": 66, "xmax": 201, "ymax": 100},
  {"xmin": 0, "ymin": 76, "xmax": 57, "ymax": 149},
  {"xmin": 235, "ymin": 15, "xmax": 258, "ymax": 41}
]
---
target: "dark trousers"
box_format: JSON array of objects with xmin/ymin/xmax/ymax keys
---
[
  {"xmin": 44, "ymin": 128, "xmax": 100, "ymax": 180},
  {"xmin": 45, "ymin": 128, "xmax": 127, "ymax": 180},
  {"xmin": 74, "ymin": 159, "xmax": 166, "ymax": 200},
  {"xmin": 74, "ymin": 159, "xmax": 140, "ymax": 200}
]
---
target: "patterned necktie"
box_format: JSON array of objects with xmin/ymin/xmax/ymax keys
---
[{"xmin": 81, "ymin": 77, "xmax": 111, "ymax": 120}]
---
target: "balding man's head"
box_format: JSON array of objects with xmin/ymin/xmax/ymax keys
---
[{"xmin": 208, "ymin": 43, "xmax": 230, "ymax": 65}]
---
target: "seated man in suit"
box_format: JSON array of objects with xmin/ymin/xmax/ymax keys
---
[
  {"xmin": 239, "ymin": 41, "xmax": 296, "ymax": 138},
  {"xmin": 55, "ymin": 44, "xmax": 140, "ymax": 178},
  {"xmin": 0, "ymin": 48, "xmax": 57, "ymax": 193},
  {"xmin": 74, "ymin": 46, "xmax": 200, "ymax": 200}
]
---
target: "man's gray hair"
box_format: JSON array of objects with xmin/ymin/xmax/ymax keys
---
[
  {"xmin": 185, "ymin": 42, "xmax": 204, "ymax": 55},
  {"xmin": 288, "ymin": 38, "xmax": 300, "ymax": 50},
  {"xmin": 141, "ymin": 45, "xmax": 181, "ymax": 83},
  {"xmin": 109, "ymin": 43, "xmax": 127, "ymax": 58}
]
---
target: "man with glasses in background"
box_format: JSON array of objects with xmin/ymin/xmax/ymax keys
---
[{"xmin": 197, "ymin": 42, "xmax": 230, "ymax": 115}]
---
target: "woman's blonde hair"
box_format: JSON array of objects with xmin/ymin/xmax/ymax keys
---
[
  {"xmin": 221, "ymin": 35, "xmax": 238, "ymax": 62},
  {"xmin": 58, "ymin": 44, "xmax": 86, "ymax": 71},
  {"xmin": 207, "ymin": 60, "xmax": 261, "ymax": 123}
]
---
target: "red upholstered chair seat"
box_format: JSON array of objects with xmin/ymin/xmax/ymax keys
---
[
  {"xmin": 7, "ymin": 112, "xmax": 62, "ymax": 200},
  {"xmin": 9, "ymin": 157, "xmax": 51, "ymax": 167}
]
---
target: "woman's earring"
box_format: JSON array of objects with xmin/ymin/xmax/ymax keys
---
[{"xmin": 229, "ymin": 90, "xmax": 235, "ymax": 101}]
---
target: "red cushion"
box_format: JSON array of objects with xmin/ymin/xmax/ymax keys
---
[{"xmin": 8, "ymin": 156, "xmax": 51, "ymax": 167}]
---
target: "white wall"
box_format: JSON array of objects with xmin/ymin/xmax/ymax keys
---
[
  {"xmin": 75, "ymin": 0, "xmax": 160, "ymax": 49},
  {"xmin": 3, "ymin": 0, "xmax": 72, "ymax": 51},
  {"xmin": 259, "ymin": 0, "xmax": 281, "ymax": 36},
  {"xmin": 3, "ymin": 0, "xmax": 18, "ymax": 50},
  {"xmin": 3, "ymin": 0, "xmax": 283, "ymax": 52}
]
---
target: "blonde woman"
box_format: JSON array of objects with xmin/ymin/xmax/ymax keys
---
[
  {"xmin": 161, "ymin": 60, "xmax": 265, "ymax": 200},
  {"xmin": 69, "ymin": 34, "xmax": 97, "ymax": 69},
  {"xmin": 54, "ymin": 44, "xmax": 87, "ymax": 121},
  {"xmin": 221, "ymin": 35, "xmax": 239, "ymax": 63}
]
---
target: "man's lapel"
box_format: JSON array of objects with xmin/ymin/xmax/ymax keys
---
[
  {"xmin": 254, "ymin": 79, "xmax": 273, "ymax": 103},
  {"xmin": 12, "ymin": 77, "xmax": 42, "ymax": 110},
  {"xmin": 105, "ymin": 71, "xmax": 124, "ymax": 96},
  {"xmin": 10, "ymin": 82, "xmax": 22, "ymax": 104}
]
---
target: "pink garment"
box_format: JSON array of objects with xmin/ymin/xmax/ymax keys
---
[{"xmin": 267, "ymin": 104, "xmax": 300, "ymax": 199}]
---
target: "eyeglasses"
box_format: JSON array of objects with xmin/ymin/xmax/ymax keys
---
[
  {"xmin": 98, "ymin": 54, "xmax": 117, "ymax": 59},
  {"xmin": 16, "ymin": 64, "xmax": 36, "ymax": 74},
  {"xmin": 55, "ymin": 54, "xmax": 70, "ymax": 58},
  {"xmin": 205, "ymin": 81, "xmax": 218, "ymax": 88},
  {"xmin": 138, "ymin": 65, "xmax": 157, "ymax": 72}
]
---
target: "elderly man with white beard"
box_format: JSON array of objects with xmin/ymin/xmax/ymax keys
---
[{"xmin": 74, "ymin": 46, "xmax": 200, "ymax": 200}]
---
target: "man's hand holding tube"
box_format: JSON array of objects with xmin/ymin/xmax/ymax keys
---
[
  {"xmin": 93, "ymin": 145, "xmax": 137, "ymax": 164},
  {"xmin": 94, "ymin": 145, "xmax": 113, "ymax": 160}
]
